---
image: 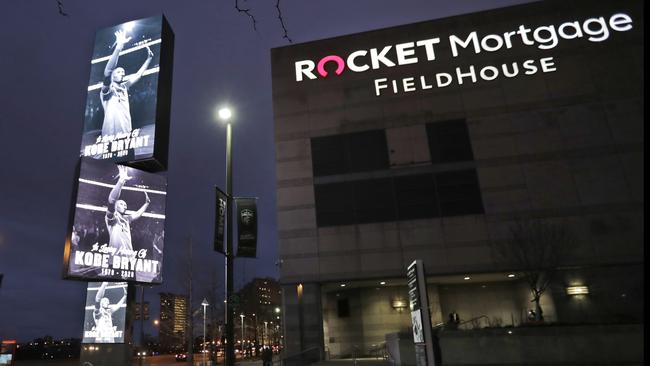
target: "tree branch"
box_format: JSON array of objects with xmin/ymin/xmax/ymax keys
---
[
  {"xmin": 235, "ymin": 0, "xmax": 257, "ymax": 31},
  {"xmin": 56, "ymin": 0, "xmax": 69, "ymax": 16},
  {"xmin": 275, "ymin": 0, "xmax": 292, "ymax": 43}
]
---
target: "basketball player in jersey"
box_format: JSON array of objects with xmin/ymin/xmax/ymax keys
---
[
  {"xmin": 93, "ymin": 282, "xmax": 127, "ymax": 343},
  {"xmin": 106, "ymin": 165, "xmax": 150, "ymax": 253},
  {"xmin": 101, "ymin": 29, "xmax": 153, "ymax": 137}
]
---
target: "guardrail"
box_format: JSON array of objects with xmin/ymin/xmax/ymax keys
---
[{"xmin": 274, "ymin": 346, "xmax": 322, "ymax": 366}]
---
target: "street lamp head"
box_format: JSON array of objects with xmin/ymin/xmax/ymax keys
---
[
  {"xmin": 275, "ymin": 307, "xmax": 281, "ymax": 314},
  {"xmin": 201, "ymin": 298, "xmax": 209, "ymax": 307},
  {"xmin": 217, "ymin": 107, "xmax": 232, "ymax": 122}
]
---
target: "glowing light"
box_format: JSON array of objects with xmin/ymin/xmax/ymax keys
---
[
  {"xmin": 218, "ymin": 107, "xmax": 232, "ymax": 121},
  {"xmin": 391, "ymin": 299, "xmax": 407, "ymax": 311},
  {"xmin": 123, "ymin": 21, "xmax": 136, "ymax": 32},
  {"xmin": 380, "ymin": 281, "xmax": 386, "ymax": 285},
  {"xmin": 566, "ymin": 286, "xmax": 589, "ymax": 295},
  {"xmin": 507, "ymin": 274, "xmax": 516, "ymax": 278},
  {"xmin": 463, "ymin": 276, "xmax": 471, "ymax": 280}
]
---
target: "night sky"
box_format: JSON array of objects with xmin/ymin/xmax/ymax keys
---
[{"xmin": 0, "ymin": 0, "xmax": 531, "ymax": 342}]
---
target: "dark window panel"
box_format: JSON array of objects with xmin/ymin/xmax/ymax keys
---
[
  {"xmin": 348, "ymin": 130, "xmax": 390, "ymax": 172},
  {"xmin": 426, "ymin": 119, "xmax": 474, "ymax": 164},
  {"xmin": 311, "ymin": 129, "xmax": 389, "ymax": 177},
  {"xmin": 394, "ymin": 174, "xmax": 439, "ymax": 220},
  {"xmin": 337, "ymin": 298, "xmax": 350, "ymax": 318},
  {"xmin": 311, "ymin": 134, "xmax": 348, "ymax": 176},
  {"xmin": 314, "ymin": 182, "xmax": 354, "ymax": 227},
  {"xmin": 436, "ymin": 170, "xmax": 484, "ymax": 216},
  {"xmin": 352, "ymin": 178, "xmax": 396, "ymax": 224}
]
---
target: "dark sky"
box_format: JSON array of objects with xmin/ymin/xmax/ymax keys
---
[{"xmin": 0, "ymin": 0, "xmax": 531, "ymax": 342}]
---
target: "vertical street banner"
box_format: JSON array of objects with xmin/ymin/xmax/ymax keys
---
[
  {"xmin": 214, "ymin": 186, "xmax": 227, "ymax": 253},
  {"xmin": 79, "ymin": 15, "xmax": 174, "ymax": 171},
  {"xmin": 63, "ymin": 157, "xmax": 167, "ymax": 284},
  {"xmin": 82, "ymin": 282, "xmax": 129, "ymax": 344},
  {"xmin": 236, "ymin": 198, "xmax": 258, "ymax": 258},
  {"xmin": 407, "ymin": 260, "xmax": 436, "ymax": 366}
]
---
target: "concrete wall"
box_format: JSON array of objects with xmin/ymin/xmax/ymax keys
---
[
  {"xmin": 438, "ymin": 281, "xmax": 557, "ymax": 328},
  {"xmin": 439, "ymin": 324, "xmax": 644, "ymax": 365},
  {"xmin": 282, "ymin": 283, "xmax": 324, "ymax": 356}
]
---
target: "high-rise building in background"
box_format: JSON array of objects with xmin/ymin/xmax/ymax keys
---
[
  {"xmin": 159, "ymin": 293, "xmax": 188, "ymax": 351},
  {"xmin": 235, "ymin": 278, "xmax": 282, "ymax": 345}
]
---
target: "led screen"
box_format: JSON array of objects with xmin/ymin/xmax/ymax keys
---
[
  {"xmin": 79, "ymin": 15, "xmax": 173, "ymax": 170},
  {"xmin": 64, "ymin": 157, "xmax": 166, "ymax": 283},
  {"xmin": 82, "ymin": 282, "xmax": 128, "ymax": 344}
]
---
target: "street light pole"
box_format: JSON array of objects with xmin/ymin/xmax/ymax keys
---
[
  {"xmin": 240, "ymin": 314, "xmax": 245, "ymax": 346},
  {"xmin": 264, "ymin": 321, "xmax": 268, "ymax": 346},
  {"xmin": 253, "ymin": 313, "xmax": 258, "ymax": 350},
  {"xmin": 218, "ymin": 107, "xmax": 235, "ymax": 366},
  {"xmin": 201, "ymin": 298, "xmax": 209, "ymax": 366}
]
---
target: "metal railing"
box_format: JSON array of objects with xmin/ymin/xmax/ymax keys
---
[
  {"xmin": 368, "ymin": 342, "xmax": 388, "ymax": 360},
  {"xmin": 458, "ymin": 315, "xmax": 489, "ymax": 330},
  {"xmin": 275, "ymin": 346, "xmax": 322, "ymax": 366}
]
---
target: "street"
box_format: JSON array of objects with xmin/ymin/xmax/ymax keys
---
[{"xmin": 14, "ymin": 354, "xmax": 266, "ymax": 366}]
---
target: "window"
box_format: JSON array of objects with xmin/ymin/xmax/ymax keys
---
[
  {"xmin": 348, "ymin": 130, "xmax": 390, "ymax": 172},
  {"xmin": 314, "ymin": 170, "xmax": 483, "ymax": 226},
  {"xmin": 337, "ymin": 298, "xmax": 350, "ymax": 318},
  {"xmin": 314, "ymin": 182, "xmax": 354, "ymax": 226},
  {"xmin": 311, "ymin": 130, "xmax": 389, "ymax": 176},
  {"xmin": 352, "ymin": 178, "xmax": 396, "ymax": 223},
  {"xmin": 394, "ymin": 174, "xmax": 438, "ymax": 220},
  {"xmin": 426, "ymin": 119, "xmax": 474, "ymax": 163},
  {"xmin": 311, "ymin": 134, "xmax": 347, "ymax": 176},
  {"xmin": 435, "ymin": 170, "xmax": 484, "ymax": 216}
]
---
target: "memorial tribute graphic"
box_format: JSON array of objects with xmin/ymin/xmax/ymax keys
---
[
  {"xmin": 82, "ymin": 282, "xmax": 128, "ymax": 344},
  {"xmin": 64, "ymin": 158, "xmax": 166, "ymax": 283},
  {"xmin": 79, "ymin": 15, "xmax": 174, "ymax": 169}
]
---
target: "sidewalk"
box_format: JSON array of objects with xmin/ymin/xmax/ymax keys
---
[{"xmin": 310, "ymin": 359, "xmax": 391, "ymax": 366}]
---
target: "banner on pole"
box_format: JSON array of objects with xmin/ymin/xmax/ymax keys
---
[
  {"xmin": 214, "ymin": 186, "xmax": 227, "ymax": 253},
  {"xmin": 236, "ymin": 197, "xmax": 258, "ymax": 258}
]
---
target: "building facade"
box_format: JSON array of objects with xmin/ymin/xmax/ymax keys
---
[
  {"xmin": 159, "ymin": 293, "xmax": 189, "ymax": 351},
  {"xmin": 271, "ymin": 0, "xmax": 643, "ymax": 359}
]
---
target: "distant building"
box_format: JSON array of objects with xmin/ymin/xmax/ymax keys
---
[
  {"xmin": 271, "ymin": 0, "xmax": 643, "ymax": 359},
  {"xmin": 235, "ymin": 278, "xmax": 282, "ymax": 344},
  {"xmin": 159, "ymin": 293, "xmax": 188, "ymax": 351}
]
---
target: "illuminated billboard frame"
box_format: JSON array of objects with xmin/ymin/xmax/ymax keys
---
[
  {"xmin": 82, "ymin": 282, "xmax": 129, "ymax": 344},
  {"xmin": 79, "ymin": 15, "xmax": 174, "ymax": 171},
  {"xmin": 63, "ymin": 157, "xmax": 166, "ymax": 284}
]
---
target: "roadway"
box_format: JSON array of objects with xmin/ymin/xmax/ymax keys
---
[{"xmin": 14, "ymin": 354, "xmax": 265, "ymax": 366}]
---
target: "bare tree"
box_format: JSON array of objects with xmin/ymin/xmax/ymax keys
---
[
  {"xmin": 495, "ymin": 219, "xmax": 574, "ymax": 322},
  {"xmin": 202, "ymin": 269, "xmax": 224, "ymax": 363},
  {"xmin": 173, "ymin": 236, "xmax": 195, "ymax": 365},
  {"xmin": 56, "ymin": 0, "xmax": 68, "ymax": 16}
]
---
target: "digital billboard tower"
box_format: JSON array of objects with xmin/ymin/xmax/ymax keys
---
[{"xmin": 62, "ymin": 14, "xmax": 174, "ymax": 366}]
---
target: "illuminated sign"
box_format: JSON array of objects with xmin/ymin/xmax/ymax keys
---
[
  {"xmin": 293, "ymin": 13, "xmax": 634, "ymax": 96},
  {"xmin": 63, "ymin": 157, "xmax": 166, "ymax": 284},
  {"xmin": 79, "ymin": 15, "xmax": 174, "ymax": 170},
  {"xmin": 407, "ymin": 260, "xmax": 435, "ymax": 365},
  {"xmin": 82, "ymin": 282, "xmax": 128, "ymax": 344}
]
